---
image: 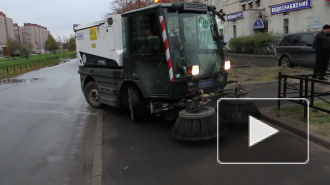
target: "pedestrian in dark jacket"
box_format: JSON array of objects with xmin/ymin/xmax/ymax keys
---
[{"xmin": 313, "ymin": 24, "xmax": 330, "ymax": 80}]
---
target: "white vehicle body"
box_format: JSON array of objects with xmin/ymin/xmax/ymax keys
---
[{"xmin": 74, "ymin": 14, "xmax": 123, "ymax": 67}]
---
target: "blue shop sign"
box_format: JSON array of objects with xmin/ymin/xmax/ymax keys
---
[
  {"xmin": 271, "ymin": 0, "xmax": 311, "ymax": 15},
  {"xmin": 253, "ymin": 19, "xmax": 264, "ymax": 30},
  {"xmin": 227, "ymin": 12, "xmax": 243, "ymax": 21}
]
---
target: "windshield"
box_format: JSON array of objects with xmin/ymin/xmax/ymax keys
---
[{"xmin": 163, "ymin": 9, "xmax": 223, "ymax": 78}]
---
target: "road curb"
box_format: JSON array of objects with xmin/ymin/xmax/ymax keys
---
[
  {"xmin": 225, "ymin": 53, "xmax": 275, "ymax": 59},
  {"xmin": 261, "ymin": 112, "xmax": 330, "ymax": 150},
  {"xmin": 91, "ymin": 110, "xmax": 103, "ymax": 185}
]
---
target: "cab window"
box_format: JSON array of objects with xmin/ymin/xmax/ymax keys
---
[{"xmin": 131, "ymin": 12, "xmax": 161, "ymax": 55}]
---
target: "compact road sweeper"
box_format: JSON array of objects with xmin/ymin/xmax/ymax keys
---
[{"xmin": 74, "ymin": 3, "xmax": 254, "ymax": 141}]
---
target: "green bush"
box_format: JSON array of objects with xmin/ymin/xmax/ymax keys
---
[
  {"xmin": 21, "ymin": 47, "xmax": 31, "ymax": 59},
  {"xmin": 228, "ymin": 32, "xmax": 281, "ymax": 55}
]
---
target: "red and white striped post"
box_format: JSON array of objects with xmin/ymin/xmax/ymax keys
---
[{"xmin": 159, "ymin": 16, "xmax": 175, "ymax": 82}]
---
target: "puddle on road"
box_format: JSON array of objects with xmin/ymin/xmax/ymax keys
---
[{"xmin": 0, "ymin": 78, "xmax": 45, "ymax": 84}]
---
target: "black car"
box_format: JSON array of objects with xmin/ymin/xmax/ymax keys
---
[{"xmin": 275, "ymin": 32, "xmax": 330, "ymax": 72}]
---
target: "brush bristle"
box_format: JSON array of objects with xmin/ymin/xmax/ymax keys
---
[
  {"xmin": 171, "ymin": 107, "xmax": 228, "ymax": 141},
  {"xmin": 218, "ymin": 100, "xmax": 261, "ymax": 128}
]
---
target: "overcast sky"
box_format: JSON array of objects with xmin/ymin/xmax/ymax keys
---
[{"xmin": 2, "ymin": 0, "xmax": 113, "ymax": 41}]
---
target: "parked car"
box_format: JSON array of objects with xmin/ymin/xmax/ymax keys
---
[{"xmin": 275, "ymin": 32, "xmax": 330, "ymax": 73}]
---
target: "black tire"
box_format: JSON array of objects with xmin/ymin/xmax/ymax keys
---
[
  {"xmin": 84, "ymin": 81, "xmax": 103, "ymax": 108},
  {"xmin": 280, "ymin": 56, "xmax": 291, "ymax": 67},
  {"xmin": 128, "ymin": 86, "xmax": 148, "ymax": 123}
]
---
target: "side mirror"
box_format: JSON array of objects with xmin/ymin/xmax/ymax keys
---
[{"xmin": 148, "ymin": 36, "xmax": 160, "ymax": 55}]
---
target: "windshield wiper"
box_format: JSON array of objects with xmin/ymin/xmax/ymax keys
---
[{"xmin": 208, "ymin": 49, "xmax": 218, "ymax": 76}]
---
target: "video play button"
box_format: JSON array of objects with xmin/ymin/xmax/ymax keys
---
[{"xmin": 249, "ymin": 116, "xmax": 279, "ymax": 147}]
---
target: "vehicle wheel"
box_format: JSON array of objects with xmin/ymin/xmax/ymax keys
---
[
  {"xmin": 280, "ymin": 56, "xmax": 291, "ymax": 67},
  {"xmin": 128, "ymin": 86, "xmax": 148, "ymax": 123},
  {"xmin": 84, "ymin": 81, "xmax": 103, "ymax": 108}
]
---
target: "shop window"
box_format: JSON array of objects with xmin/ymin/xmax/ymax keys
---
[
  {"xmin": 283, "ymin": 19, "xmax": 289, "ymax": 34},
  {"xmin": 233, "ymin": 25, "xmax": 237, "ymax": 38}
]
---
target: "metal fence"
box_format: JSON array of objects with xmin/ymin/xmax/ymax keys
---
[
  {"xmin": 0, "ymin": 56, "xmax": 60, "ymax": 79},
  {"xmin": 69, "ymin": 54, "xmax": 76, "ymax": 58},
  {"xmin": 278, "ymin": 72, "xmax": 330, "ymax": 118}
]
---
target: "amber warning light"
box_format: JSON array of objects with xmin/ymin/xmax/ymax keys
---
[{"xmin": 154, "ymin": 0, "xmax": 162, "ymax": 3}]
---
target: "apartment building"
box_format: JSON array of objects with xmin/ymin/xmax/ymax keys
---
[
  {"xmin": 6, "ymin": 17, "xmax": 14, "ymax": 41},
  {"xmin": 1, "ymin": 11, "xmax": 51, "ymax": 56},
  {"xmin": 204, "ymin": 0, "xmax": 330, "ymax": 42},
  {"xmin": 0, "ymin": 12, "xmax": 14, "ymax": 57}
]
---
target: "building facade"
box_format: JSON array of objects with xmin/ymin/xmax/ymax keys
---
[
  {"xmin": 0, "ymin": 11, "xmax": 51, "ymax": 56},
  {"xmin": 6, "ymin": 17, "xmax": 14, "ymax": 41},
  {"xmin": 204, "ymin": 0, "xmax": 330, "ymax": 43}
]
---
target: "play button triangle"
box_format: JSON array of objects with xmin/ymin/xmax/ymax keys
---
[{"xmin": 249, "ymin": 116, "xmax": 279, "ymax": 147}]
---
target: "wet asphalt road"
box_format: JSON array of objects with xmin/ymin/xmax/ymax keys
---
[
  {"xmin": 102, "ymin": 104, "xmax": 330, "ymax": 185},
  {"xmin": 102, "ymin": 56, "xmax": 330, "ymax": 184},
  {"xmin": 0, "ymin": 59, "xmax": 96, "ymax": 185}
]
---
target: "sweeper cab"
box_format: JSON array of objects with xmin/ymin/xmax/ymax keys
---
[{"xmin": 74, "ymin": 3, "xmax": 242, "ymax": 140}]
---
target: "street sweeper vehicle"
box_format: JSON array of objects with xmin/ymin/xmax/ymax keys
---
[{"xmin": 74, "ymin": 3, "xmax": 256, "ymax": 141}]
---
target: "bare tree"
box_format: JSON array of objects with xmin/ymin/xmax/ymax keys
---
[
  {"xmin": 6, "ymin": 38, "xmax": 20, "ymax": 57},
  {"xmin": 111, "ymin": 0, "xmax": 185, "ymax": 14}
]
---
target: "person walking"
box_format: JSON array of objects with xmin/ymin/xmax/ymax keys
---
[{"xmin": 313, "ymin": 24, "xmax": 330, "ymax": 80}]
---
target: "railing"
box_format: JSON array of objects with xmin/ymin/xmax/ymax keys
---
[
  {"xmin": 0, "ymin": 56, "xmax": 60, "ymax": 79},
  {"xmin": 69, "ymin": 54, "xmax": 76, "ymax": 59},
  {"xmin": 278, "ymin": 72, "xmax": 330, "ymax": 118}
]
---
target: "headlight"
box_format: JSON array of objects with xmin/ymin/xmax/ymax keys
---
[
  {"xmin": 187, "ymin": 65, "xmax": 200, "ymax": 76},
  {"xmin": 224, "ymin": 61, "xmax": 231, "ymax": 70}
]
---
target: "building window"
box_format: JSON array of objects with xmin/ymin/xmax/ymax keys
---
[
  {"xmin": 255, "ymin": 0, "xmax": 260, "ymax": 7},
  {"xmin": 242, "ymin": 4, "xmax": 246, "ymax": 11},
  {"xmin": 248, "ymin": 2, "xmax": 253, "ymax": 9},
  {"xmin": 219, "ymin": 29, "xmax": 224, "ymax": 35},
  {"xmin": 284, "ymin": 19, "xmax": 289, "ymax": 34},
  {"xmin": 211, "ymin": 0, "xmax": 214, "ymax": 5},
  {"xmin": 233, "ymin": 25, "xmax": 237, "ymax": 38}
]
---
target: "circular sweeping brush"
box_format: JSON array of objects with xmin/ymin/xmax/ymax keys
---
[
  {"xmin": 171, "ymin": 106, "xmax": 227, "ymax": 141},
  {"xmin": 218, "ymin": 100, "xmax": 261, "ymax": 129}
]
